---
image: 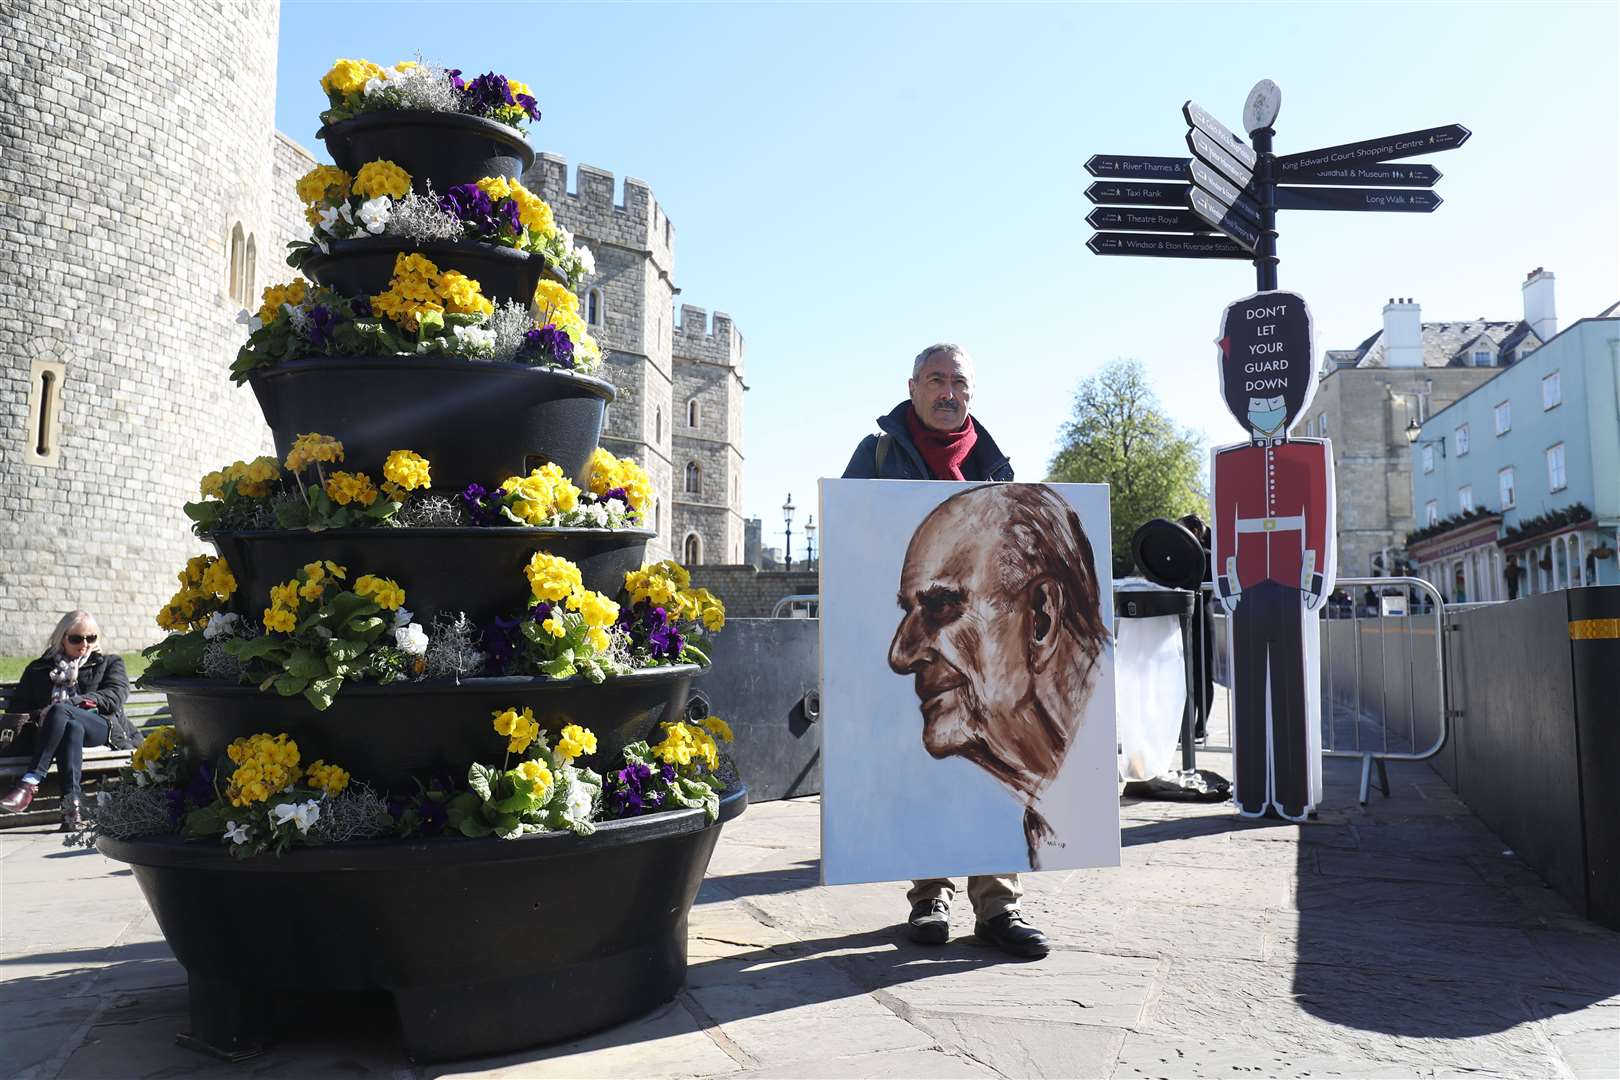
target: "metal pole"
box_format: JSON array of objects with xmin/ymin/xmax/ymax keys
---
[
  {"xmin": 1179, "ymin": 602, "xmax": 1197, "ymax": 771},
  {"xmin": 1251, "ymin": 126, "xmax": 1279, "ymax": 291}
]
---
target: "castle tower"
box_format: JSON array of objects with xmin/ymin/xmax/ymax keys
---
[
  {"xmin": 528, "ymin": 154, "xmax": 677, "ymax": 560},
  {"xmin": 528, "ymin": 154, "xmax": 749, "ymax": 565},
  {"xmin": 672, "ymin": 307, "xmax": 746, "ymax": 564},
  {"xmin": 0, "ymin": 0, "xmax": 311, "ymax": 654}
]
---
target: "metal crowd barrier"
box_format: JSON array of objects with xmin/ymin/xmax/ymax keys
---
[
  {"xmin": 770, "ymin": 594, "xmax": 820, "ymax": 619},
  {"xmin": 1208, "ymin": 575, "xmax": 1448, "ymax": 805}
]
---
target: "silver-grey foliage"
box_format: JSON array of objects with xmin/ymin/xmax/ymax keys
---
[
  {"xmin": 305, "ymin": 783, "xmax": 394, "ymax": 844},
  {"xmin": 384, "ymin": 183, "xmax": 466, "ymax": 245},
  {"xmin": 425, "ymin": 610, "xmax": 486, "ymax": 680}
]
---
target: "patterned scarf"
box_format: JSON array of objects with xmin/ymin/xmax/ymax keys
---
[{"xmin": 49, "ymin": 652, "xmax": 89, "ymax": 705}]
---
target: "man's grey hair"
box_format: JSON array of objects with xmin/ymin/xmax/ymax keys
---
[{"xmin": 912, "ymin": 343, "xmax": 973, "ymax": 379}]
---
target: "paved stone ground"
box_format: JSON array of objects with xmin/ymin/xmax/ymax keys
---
[{"xmin": 3, "ymin": 693, "xmax": 1617, "ymax": 1079}]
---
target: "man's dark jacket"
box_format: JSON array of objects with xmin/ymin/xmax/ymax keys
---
[
  {"xmin": 841, "ymin": 402, "xmax": 1014, "ymax": 482},
  {"xmin": 11, "ymin": 652, "xmax": 135, "ymax": 749}
]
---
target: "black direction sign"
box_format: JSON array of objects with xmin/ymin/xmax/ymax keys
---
[
  {"xmin": 1086, "ymin": 207, "xmax": 1214, "ymax": 234},
  {"xmin": 1182, "ymin": 100, "xmax": 1258, "ymax": 169},
  {"xmin": 1187, "ymin": 129, "xmax": 1254, "ymax": 189},
  {"xmin": 1085, "ymin": 154, "xmax": 1190, "ymax": 180},
  {"xmin": 1088, "ymin": 232, "xmax": 1249, "ymax": 260},
  {"xmin": 1278, "ymin": 124, "xmax": 1470, "ymax": 172},
  {"xmin": 1189, "ymin": 188, "xmax": 1260, "ymax": 253},
  {"xmin": 1276, "ymin": 187, "xmax": 1443, "ymax": 212},
  {"xmin": 1086, "ymin": 180, "xmax": 1191, "ymax": 207},
  {"xmin": 1281, "ymin": 162, "xmax": 1441, "ymax": 188},
  {"xmin": 1187, "ymin": 161, "xmax": 1261, "ymax": 224}
]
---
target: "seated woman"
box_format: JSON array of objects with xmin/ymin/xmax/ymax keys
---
[{"xmin": 1, "ymin": 610, "xmax": 135, "ymax": 829}]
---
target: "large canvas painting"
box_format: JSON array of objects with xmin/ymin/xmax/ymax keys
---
[{"xmin": 819, "ymin": 480, "xmax": 1119, "ymax": 885}]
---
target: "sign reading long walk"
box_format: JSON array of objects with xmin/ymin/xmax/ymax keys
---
[
  {"xmin": 1282, "ymin": 163, "xmax": 1441, "ymax": 187},
  {"xmin": 1276, "ymin": 187, "xmax": 1443, "ymax": 212},
  {"xmin": 1278, "ymin": 124, "xmax": 1470, "ymax": 173},
  {"xmin": 1087, "ymin": 232, "xmax": 1249, "ymax": 259},
  {"xmin": 1085, "ymin": 154, "xmax": 1190, "ymax": 180},
  {"xmin": 1086, "ymin": 181, "xmax": 1191, "ymax": 207}
]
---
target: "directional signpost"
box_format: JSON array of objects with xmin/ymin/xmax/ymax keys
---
[
  {"xmin": 1278, "ymin": 124, "xmax": 1470, "ymax": 174},
  {"xmin": 1281, "ymin": 163, "xmax": 1440, "ymax": 187},
  {"xmin": 1086, "ymin": 207, "xmax": 1213, "ymax": 234},
  {"xmin": 1085, "ymin": 154, "xmax": 1190, "ymax": 181},
  {"xmin": 1085, "ymin": 180, "xmax": 1191, "ymax": 207},
  {"xmin": 1087, "ymin": 233, "xmax": 1247, "ymax": 260}
]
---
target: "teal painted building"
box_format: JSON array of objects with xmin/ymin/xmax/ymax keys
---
[{"xmin": 1408, "ymin": 314, "xmax": 1620, "ymax": 602}]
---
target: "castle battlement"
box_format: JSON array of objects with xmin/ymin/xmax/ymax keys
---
[
  {"xmin": 530, "ymin": 153, "xmax": 674, "ymax": 268},
  {"xmin": 674, "ymin": 304, "xmax": 744, "ymax": 371}
]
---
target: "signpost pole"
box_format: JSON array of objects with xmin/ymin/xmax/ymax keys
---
[{"xmin": 1252, "ymin": 125, "xmax": 1279, "ymax": 291}]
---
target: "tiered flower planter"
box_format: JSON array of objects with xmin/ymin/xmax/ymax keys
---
[{"xmin": 99, "ymin": 102, "xmax": 746, "ymax": 1063}]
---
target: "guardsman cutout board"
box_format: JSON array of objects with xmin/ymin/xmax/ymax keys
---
[{"xmin": 1210, "ymin": 291, "xmax": 1336, "ymax": 820}]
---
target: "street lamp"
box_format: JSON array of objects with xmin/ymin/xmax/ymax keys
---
[
  {"xmin": 782, "ymin": 494, "xmax": 795, "ymax": 570},
  {"xmin": 1404, "ymin": 418, "xmax": 1446, "ymax": 456},
  {"xmin": 804, "ymin": 514, "xmax": 816, "ymax": 568}
]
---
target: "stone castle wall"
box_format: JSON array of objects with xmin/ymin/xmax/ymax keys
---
[
  {"xmin": 0, "ymin": 0, "xmax": 289, "ymax": 655},
  {"xmin": 672, "ymin": 307, "xmax": 745, "ymax": 564},
  {"xmin": 684, "ymin": 566, "xmax": 819, "ymax": 619}
]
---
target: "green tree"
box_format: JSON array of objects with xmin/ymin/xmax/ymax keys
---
[{"xmin": 1046, "ymin": 359, "xmax": 1208, "ymax": 578}]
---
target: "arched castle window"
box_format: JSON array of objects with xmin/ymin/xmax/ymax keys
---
[
  {"xmin": 687, "ymin": 398, "xmax": 700, "ymax": 428},
  {"xmin": 655, "ymin": 405, "xmax": 663, "ymax": 444},
  {"xmin": 684, "ymin": 532, "xmax": 702, "ymax": 566},
  {"xmin": 652, "ymin": 499, "xmax": 660, "ymax": 532},
  {"xmin": 25, "ymin": 359, "xmax": 65, "ymax": 468},
  {"xmin": 244, "ymin": 235, "xmax": 257, "ymax": 308},
  {"xmin": 685, "ymin": 461, "xmax": 701, "ymax": 494},
  {"xmin": 587, "ymin": 288, "xmax": 603, "ymax": 326},
  {"xmin": 228, "ymin": 223, "xmax": 245, "ymax": 303}
]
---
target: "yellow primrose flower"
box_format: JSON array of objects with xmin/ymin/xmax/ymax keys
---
[
  {"xmin": 353, "ymin": 159, "xmax": 412, "ymax": 201},
  {"xmin": 263, "ymin": 607, "xmax": 296, "ymax": 633},
  {"xmin": 555, "ymin": 724, "xmax": 597, "ymax": 761},
  {"xmin": 305, "ymin": 759, "xmax": 350, "ymax": 796},
  {"xmin": 524, "ymin": 552, "xmax": 584, "ymax": 604},
  {"xmin": 354, "ymin": 574, "xmax": 406, "ymax": 611},
  {"xmin": 256, "ymin": 278, "xmax": 311, "ymax": 325},
  {"xmin": 515, "ymin": 758, "xmax": 552, "ymax": 798},
  {"xmin": 509, "ymin": 716, "xmax": 540, "ymax": 755},
  {"xmin": 702, "ymin": 716, "xmax": 734, "ymax": 743},
  {"xmin": 541, "ymin": 615, "xmax": 566, "ymax": 639},
  {"xmin": 533, "ymin": 280, "xmax": 581, "ymax": 323},
  {"xmin": 435, "ymin": 270, "xmax": 493, "ymax": 316},
  {"xmin": 321, "ymin": 58, "xmax": 385, "ymax": 97},
  {"xmin": 586, "ymin": 626, "xmax": 611, "ymax": 654},
  {"xmin": 284, "ymin": 432, "xmax": 344, "ymax": 473},
  {"xmin": 575, "ymin": 590, "xmax": 620, "ymax": 629},
  {"xmin": 324, "ymin": 470, "xmax": 379, "ymax": 507},
  {"xmin": 200, "ymin": 559, "xmax": 237, "ymax": 599},
  {"xmin": 295, "ymin": 164, "xmax": 352, "ymax": 206},
  {"xmin": 382, "ymin": 450, "xmax": 432, "ymax": 492},
  {"xmin": 509, "ymin": 182, "xmax": 555, "ymax": 237},
  {"xmin": 491, "ymin": 707, "xmax": 522, "ymax": 738},
  {"xmin": 199, "ymin": 470, "xmax": 226, "ymax": 499},
  {"xmin": 476, "ymin": 176, "xmax": 514, "ymax": 202}
]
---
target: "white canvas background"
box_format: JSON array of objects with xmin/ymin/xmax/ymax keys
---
[{"xmin": 818, "ymin": 479, "xmax": 1119, "ymax": 886}]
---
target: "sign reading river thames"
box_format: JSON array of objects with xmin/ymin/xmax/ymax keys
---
[{"xmin": 1216, "ymin": 290, "xmax": 1315, "ymax": 432}]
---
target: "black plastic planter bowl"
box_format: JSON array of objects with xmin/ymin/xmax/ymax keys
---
[
  {"xmin": 317, "ymin": 110, "xmax": 536, "ymax": 195},
  {"xmin": 209, "ymin": 527, "xmax": 653, "ymax": 628},
  {"xmin": 250, "ymin": 357, "xmax": 613, "ymax": 492},
  {"xmin": 300, "ymin": 237, "xmax": 563, "ymax": 308},
  {"xmin": 98, "ymin": 785, "xmax": 746, "ymax": 1062},
  {"xmin": 144, "ymin": 666, "xmax": 701, "ymax": 792}
]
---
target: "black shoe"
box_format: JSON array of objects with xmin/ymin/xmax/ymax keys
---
[
  {"xmin": 906, "ymin": 899, "xmax": 950, "ymax": 945},
  {"xmin": 58, "ymin": 797, "xmax": 84, "ymax": 832},
  {"xmin": 974, "ymin": 911, "xmax": 1050, "ymax": 959}
]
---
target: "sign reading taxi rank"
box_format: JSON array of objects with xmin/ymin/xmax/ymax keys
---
[{"xmin": 1217, "ymin": 290, "xmax": 1314, "ymax": 436}]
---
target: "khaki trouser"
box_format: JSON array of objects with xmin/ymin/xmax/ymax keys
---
[{"xmin": 907, "ymin": 874, "xmax": 1023, "ymax": 919}]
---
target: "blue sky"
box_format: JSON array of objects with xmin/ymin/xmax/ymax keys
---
[{"xmin": 277, "ymin": 1, "xmax": 1618, "ymax": 552}]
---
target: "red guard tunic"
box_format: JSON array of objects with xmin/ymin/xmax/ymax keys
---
[
  {"xmin": 1211, "ymin": 436, "xmax": 1334, "ymax": 821},
  {"xmin": 1212, "ymin": 438, "xmax": 1332, "ymax": 599}
]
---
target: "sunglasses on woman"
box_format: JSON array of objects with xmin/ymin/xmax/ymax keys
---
[{"xmin": 67, "ymin": 634, "xmax": 98, "ymax": 645}]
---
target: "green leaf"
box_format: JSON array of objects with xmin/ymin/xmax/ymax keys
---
[
  {"xmin": 273, "ymin": 673, "xmax": 309, "ymax": 697},
  {"xmin": 345, "ymin": 615, "xmax": 385, "ymax": 639},
  {"xmin": 467, "ymin": 763, "xmax": 495, "ymax": 801},
  {"xmin": 326, "ymin": 637, "xmax": 367, "ymax": 663},
  {"xmin": 304, "ymin": 675, "xmax": 342, "ymax": 711},
  {"xmin": 285, "ymin": 649, "xmax": 326, "ymax": 680},
  {"xmin": 416, "ymin": 309, "xmax": 445, "ymax": 337},
  {"xmin": 227, "ymin": 634, "xmax": 286, "ymax": 661},
  {"xmin": 182, "ymin": 801, "xmax": 234, "ymax": 840},
  {"xmin": 540, "ymin": 656, "xmax": 576, "ymax": 679},
  {"xmin": 273, "ymin": 497, "xmax": 312, "ymax": 530}
]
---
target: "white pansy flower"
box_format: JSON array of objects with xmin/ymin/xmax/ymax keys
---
[
  {"xmin": 235, "ymin": 309, "xmax": 262, "ymax": 331},
  {"xmin": 318, "ymin": 205, "xmax": 344, "ymax": 236},
  {"xmin": 574, "ymin": 244, "xmax": 596, "ymax": 277},
  {"xmin": 357, "ymin": 195, "xmax": 392, "ymax": 235},
  {"xmin": 395, "ymin": 622, "xmax": 429, "ymax": 657},
  {"xmin": 270, "ymin": 802, "xmax": 298, "ymax": 828},
  {"xmin": 203, "ymin": 611, "xmax": 240, "ymax": 640},
  {"xmin": 292, "ymin": 800, "xmax": 321, "ymax": 834},
  {"xmin": 224, "ymin": 820, "xmax": 249, "ymax": 844},
  {"xmin": 394, "ymin": 607, "xmax": 414, "ymax": 629},
  {"xmin": 565, "ymin": 777, "xmax": 593, "ymax": 822},
  {"xmin": 450, "ymin": 324, "xmax": 497, "ymax": 357}
]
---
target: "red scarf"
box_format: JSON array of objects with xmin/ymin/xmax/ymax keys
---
[{"xmin": 905, "ymin": 406, "xmax": 978, "ymax": 480}]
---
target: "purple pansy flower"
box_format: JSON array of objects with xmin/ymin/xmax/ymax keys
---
[{"xmin": 305, "ymin": 305, "xmax": 337, "ymax": 348}]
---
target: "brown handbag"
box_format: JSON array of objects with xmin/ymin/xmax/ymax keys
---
[{"xmin": 1, "ymin": 710, "xmax": 40, "ymax": 757}]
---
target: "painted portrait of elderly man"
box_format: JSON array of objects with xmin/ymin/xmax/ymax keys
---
[{"xmin": 820, "ymin": 480, "xmax": 1119, "ymax": 885}]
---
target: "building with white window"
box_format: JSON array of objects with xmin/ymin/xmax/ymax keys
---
[
  {"xmin": 1295, "ymin": 269, "xmax": 1555, "ymax": 579},
  {"xmin": 1407, "ymin": 309, "xmax": 1620, "ymax": 601}
]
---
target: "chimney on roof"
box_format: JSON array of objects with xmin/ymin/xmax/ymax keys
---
[
  {"xmin": 1522, "ymin": 267, "xmax": 1556, "ymax": 341},
  {"xmin": 1382, "ymin": 297, "xmax": 1423, "ymax": 368}
]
